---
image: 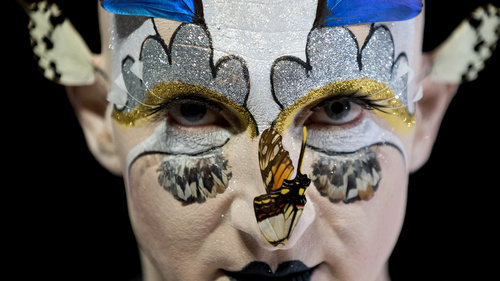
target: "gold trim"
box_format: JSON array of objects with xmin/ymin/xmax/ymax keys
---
[
  {"xmin": 113, "ymin": 81, "xmax": 257, "ymax": 137},
  {"xmin": 274, "ymin": 78, "xmax": 415, "ymax": 135}
]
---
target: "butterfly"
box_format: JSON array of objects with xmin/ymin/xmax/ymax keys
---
[
  {"xmin": 430, "ymin": 4, "xmax": 500, "ymax": 83},
  {"xmin": 254, "ymin": 127, "xmax": 311, "ymax": 247},
  {"xmin": 18, "ymin": 0, "xmax": 96, "ymax": 86}
]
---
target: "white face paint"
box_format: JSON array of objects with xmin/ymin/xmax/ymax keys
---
[
  {"xmin": 204, "ymin": 0, "xmax": 318, "ymax": 127},
  {"xmin": 100, "ymin": 0, "xmax": 424, "ymax": 279}
]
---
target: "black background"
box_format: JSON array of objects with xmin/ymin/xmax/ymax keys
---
[{"xmin": 6, "ymin": 1, "xmax": 499, "ymax": 280}]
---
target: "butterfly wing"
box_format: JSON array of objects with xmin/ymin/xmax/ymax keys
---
[
  {"xmin": 19, "ymin": 1, "xmax": 95, "ymax": 86},
  {"xmin": 254, "ymin": 127, "xmax": 310, "ymax": 246},
  {"xmin": 430, "ymin": 4, "xmax": 500, "ymax": 83},
  {"xmin": 258, "ymin": 128, "xmax": 294, "ymax": 193},
  {"xmin": 254, "ymin": 186, "xmax": 305, "ymax": 247}
]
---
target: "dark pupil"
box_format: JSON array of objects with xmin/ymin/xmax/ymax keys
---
[
  {"xmin": 326, "ymin": 100, "xmax": 350, "ymax": 119},
  {"xmin": 180, "ymin": 103, "xmax": 207, "ymax": 122}
]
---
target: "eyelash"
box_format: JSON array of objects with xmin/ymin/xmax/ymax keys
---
[
  {"xmin": 142, "ymin": 91, "xmax": 389, "ymax": 134},
  {"xmin": 311, "ymin": 92, "xmax": 388, "ymax": 113},
  {"xmin": 148, "ymin": 96, "xmax": 240, "ymax": 132},
  {"xmin": 155, "ymin": 97, "xmax": 221, "ymax": 115}
]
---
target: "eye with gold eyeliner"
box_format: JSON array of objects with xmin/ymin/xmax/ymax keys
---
[
  {"xmin": 113, "ymin": 81, "xmax": 258, "ymax": 137},
  {"xmin": 156, "ymin": 97, "xmax": 231, "ymax": 130},
  {"xmin": 121, "ymin": 83, "xmax": 255, "ymax": 204},
  {"xmin": 273, "ymin": 78, "xmax": 414, "ymax": 135},
  {"xmin": 304, "ymin": 91, "xmax": 390, "ymax": 128}
]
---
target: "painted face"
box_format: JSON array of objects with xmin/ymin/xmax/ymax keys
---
[{"xmin": 100, "ymin": 0, "xmax": 423, "ymax": 280}]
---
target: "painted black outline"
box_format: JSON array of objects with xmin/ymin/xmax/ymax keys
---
[
  {"xmin": 271, "ymin": 24, "xmax": 409, "ymax": 111},
  {"xmin": 150, "ymin": 21, "xmax": 253, "ymax": 111},
  {"xmin": 113, "ymin": 54, "xmax": 144, "ymax": 112},
  {"xmin": 151, "ymin": 21, "xmax": 252, "ymax": 101},
  {"xmin": 308, "ymin": 141, "xmax": 404, "ymax": 159},
  {"xmin": 128, "ymin": 139, "xmax": 231, "ymax": 205},
  {"xmin": 117, "ymin": 20, "xmax": 259, "ymax": 134},
  {"xmin": 270, "ymin": 25, "xmax": 359, "ymax": 110},
  {"xmin": 128, "ymin": 138, "xmax": 231, "ymax": 180},
  {"xmin": 313, "ymin": 0, "xmax": 330, "ymax": 29}
]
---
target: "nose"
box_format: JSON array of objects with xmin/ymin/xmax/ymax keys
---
[
  {"xmin": 227, "ymin": 127, "xmax": 316, "ymax": 250},
  {"xmin": 229, "ymin": 192, "xmax": 316, "ymax": 251}
]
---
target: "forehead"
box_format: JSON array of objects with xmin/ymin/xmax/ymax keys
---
[
  {"xmin": 204, "ymin": 0, "xmax": 317, "ymax": 62},
  {"xmin": 106, "ymin": 0, "xmax": 423, "ymax": 63}
]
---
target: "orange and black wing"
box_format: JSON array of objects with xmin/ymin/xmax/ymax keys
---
[
  {"xmin": 254, "ymin": 127, "xmax": 310, "ymax": 246},
  {"xmin": 258, "ymin": 128, "xmax": 294, "ymax": 193}
]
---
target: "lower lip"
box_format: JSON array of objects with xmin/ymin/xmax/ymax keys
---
[{"xmin": 223, "ymin": 260, "xmax": 318, "ymax": 281}]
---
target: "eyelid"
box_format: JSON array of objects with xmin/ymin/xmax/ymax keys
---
[
  {"xmin": 310, "ymin": 92, "xmax": 377, "ymax": 113},
  {"xmin": 156, "ymin": 96, "xmax": 229, "ymax": 129},
  {"xmin": 156, "ymin": 96, "xmax": 223, "ymax": 114},
  {"xmin": 273, "ymin": 78, "xmax": 414, "ymax": 135},
  {"xmin": 113, "ymin": 81, "xmax": 258, "ymax": 137}
]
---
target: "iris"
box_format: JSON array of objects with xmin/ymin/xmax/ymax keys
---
[{"xmin": 180, "ymin": 103, "xmax": 207, "ymax": 122}]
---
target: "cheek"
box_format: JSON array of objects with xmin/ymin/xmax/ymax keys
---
[
  {"xmin": 125, "ymin": 155, "xmax": 232, "ymax": 277},
  {"xmin": 308, "ymin": 145, "xmax": 407, "ymax": 279},
  {"xmin": 363, "ymin": 146, "xmax": 408, "ymax": 254}
]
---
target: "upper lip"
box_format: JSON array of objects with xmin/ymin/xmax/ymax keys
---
[{"xmin": 224, "ymin": 260, "xmax": 317, "ymax": 281}]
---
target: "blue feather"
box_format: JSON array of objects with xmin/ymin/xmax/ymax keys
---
[
  {"xmin": 100, "ymin": 0, "xmax": 196, "ymax": 22},
  {"xmin": 324, "ymin": 0, "xmax": 423, "ymax": 26},
  {"xmin": 100, "ymin": 0, "xmax": 422, "ymax": 26}
]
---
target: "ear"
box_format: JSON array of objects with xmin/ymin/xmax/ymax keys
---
[
  {"xmin": 66, "ymin": 55, "xmax": 122, "ymax": 175},
  {"xmin": 410, "ymin": 4, "xmax": 500, "ymax": 172},
  {"xmin": 410, "ymin": 54, "xmax": 459, "ymax": 172}
]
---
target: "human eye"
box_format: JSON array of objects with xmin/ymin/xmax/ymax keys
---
[
  {"xmin": 162, "ymin": 97, "xmax": 230, "ymax": 129},
  {"xmin": 292, "ymin": 91, "xmax": 390, "ymax": 153},
  {"xmin": 305, "ymin": 96, "xmax": 365, "ymax": 127},
  {"xmin": 148, "ymin": 96, "xmax": 236, "ymax": 156},
  {"xmin": 300, "ymin": 90, "xmax": 385, "ymax": 130},
  {"xmin": 123, "ymin": 81, "xmax": 257, "ymax": 137}
]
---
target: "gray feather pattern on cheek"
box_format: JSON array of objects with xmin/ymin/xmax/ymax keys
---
[
  {"xmin": 157, "ymin": 148, "xmax": 232, "ymax": 204},
  {"xmin": 311, "ymin": 146, "xmax": 382, "ymax": 203}
]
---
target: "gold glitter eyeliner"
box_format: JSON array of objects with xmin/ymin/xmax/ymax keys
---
[
  {"xmin": 273, "ymin": 78, "xmax": 415, "ymax": 135},
  {"xmin": 113, "ymin": 81, "xmax": 257, "ymax": 137}
]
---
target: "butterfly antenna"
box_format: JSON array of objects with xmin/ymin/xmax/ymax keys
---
[{"xmin": 297, "ymin": 126, "xmax": 307, "ymax": 174}]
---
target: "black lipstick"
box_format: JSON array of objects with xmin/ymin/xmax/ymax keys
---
[{"xmin": 224, "ymin": 260, "xmax": 316, "ymax": 281}]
